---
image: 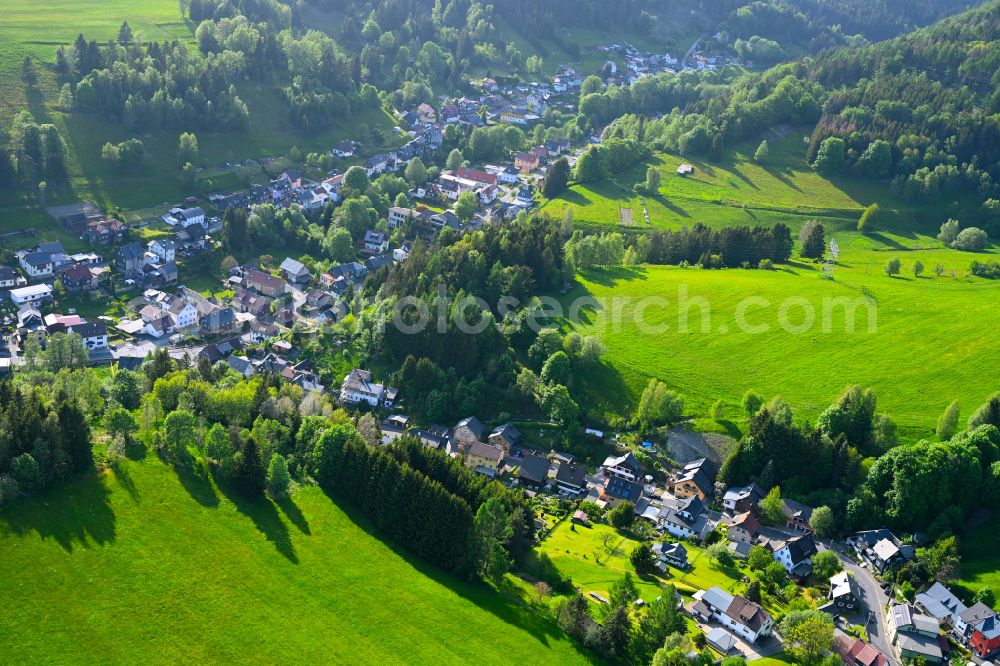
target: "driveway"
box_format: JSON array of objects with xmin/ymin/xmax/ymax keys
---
[
  {"xmin": 695, "ymin": 622, "xmax": 783, "ymax": 660},
  {"xmin": 824, "ymin": 542, "xmax": 899, "ymax": 665}
]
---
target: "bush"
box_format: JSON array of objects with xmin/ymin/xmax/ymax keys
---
[{"xmin": 951, "ymin": 227, "xmax": 988, "ymax": 251}]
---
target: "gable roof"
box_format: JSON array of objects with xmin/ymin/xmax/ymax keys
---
[
  {"xmin": 556, "ymin": 462, "xmax": 587, "ymax": 488},
  {"xmin": 517, "ymin": 454, "xmax": 550, "ymax": 485},
  {"xmin": 453, "ymin": 416, "xmax": 486, "ymax": 440},
  {"xmin": 916, "ymin": 582, "xmax": 967, "ymax": 621},
  {"xmin": 468, "ymin": 441, "xmax": 503, "ymax": 463}
]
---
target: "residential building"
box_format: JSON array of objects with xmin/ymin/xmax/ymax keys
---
[
  {"xmin": 16, "ymin": 306, "xmax": 46, "ymax": 346},
  {"xmin": 604, "ymin": 476, "xmax": 645, "ymax": 503},
  {"xmin": 18, "ymin": 249, "xmax": 56, "ymax": 279},
  {"xmin": 148, "ymin": 239, "xmax": 176, "ymax": 264},
  {"xmin": 340, "ymin": 368, "xmax": 394, "ymax": 407},
  {"xmin": 653, "ymin": 542, "xmax": 689, "ymax": 570},
  {"xmin": 849, "ymin": 530, "xmax": 915, "ymax": 572},
  {"xmin": 768, "ymin": 533, "xmax": 817, "ymax": 578},
  {"xmin": 970, "ymin": 615, "xmax": 1000, "ymax": 658},
  {"xmin": 332, "ymin": 140, "xmax": 356, "ymax": 157},
  {"xmin": 829, "ymin": 571, "xmax": 862, "ymax": 613},
  {"xmin": 601, "ymin": 452, "xmax": 642, "ymax": 482},
  {"xmin": 782, "ymin": 498, "xmax": 814, "ymax": 533},
  {"xmin": 654, "ymin": 495, "xmax": 714, "ymax": 540},
  {"xmin": 727, "ymin": 510, "xmax": 760, "ymax": 543},
  {"xmin": 10, "ymin": 284, "xmax": 53, "ymax": 306},
  {"xmin": 555, "ymin": 463, "xmax": 587, "ymax": 496},
  {"xmin": 62, "ymin": 264, "xmax": 98, "ymax": 292},
  {"xmin": 888, "ymin": 604, "xmax": 945, "ymax": 663},
  {"xmin": 514, "ymin": 453, "xmax": 550, "ymax": 491},
  {"xmin": 0, "ymin": 265, "xmax": 20, "ymax": 288},
  {"xmin": 722, "ymin": 483, "xmax": 765, "ymax": 514},
  {"xmin": 466, "ymin": 441, "xmax": 503, "ymax": 474},
  {"xmin": 956, "ymin": 603, "xmax": 996, "ymax": 639},
  {"xmin": 68, "ymin": 321, "xmax": 109, "ymax": 350},
  {"xmin": 279, "ymin": 257, "xmax": 312, "ymax": 285},
  {"xmin": 833, "ymin": 635, "xmax": 892, "ymax": 666},
  {"xmin": 514, "ymin": 151, "xmax": 541, "ymax": 172},
  {"xmin": 200, "ymin": 307, "xmax": 236, "ymax": 336},
  {"xmin": 691, "ymin": 587, "xmax": 773, "ymax": 644},
  {"xmin": 489, "ymin": 423, "xmax": 521, "ymax": 452},
  {"xmin": 165, "ymin": 296, "xmax": 199, "ymax": 329},
  {"xmin": 672, "ymin": 458, "xmax": 715, "ymax": 500},
  {"xmin": 450, "ymin": 417, "xmax": 486, "ymax": 453},
  {"xmin": 117, "ymin": 242, "xmax": 145, "ymax": 276},
  {"xmin": 165, "ymin": 207, "xmax": 205, "ymax": 227},
  {"xmin": 244, "ymin": 269, "xmax": 287, "ymax": 298},
  {"xmin": 363, "ymin": 230, "xmax": 389, "ymax": 253},
  {"xmin": 388, "ymin": 206, "xmax": 414, "ymax": 229},
  {"xmin": 916, "ymin": 582, "xmax": 967, "ymax": 627}
]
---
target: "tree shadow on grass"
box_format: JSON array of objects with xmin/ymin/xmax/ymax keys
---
[
  {"xmin": 650, "ymin": 193, "xmax": 691, "ymax": 219},
  {"xmin": 324, "ymin": 493, "xmax": 585, "ymax": 653},
  {"xmin": 168, "ymin": 455, "xmax": 220, "ymax": 509},
  {"xmin": 714, "ymin": 420, "xmax": 743, "ymax": 441},
  {"xmin": 276, "ymin": 494, "xmax": 311, "ymax": 535},
  {"xmin": 220, "ymin": 483, "xmax": 298, "ymax": 564},
  {"xmin": 110, "ymin": 457, "xmax": 140, "ymax": 503},
  {"xmin": 577, "ymin": 265, "xmax": 647, "ymax": 288},
  {"xmin": 0, "ymin": 469, "xmax": 116, "ymax": 552}
]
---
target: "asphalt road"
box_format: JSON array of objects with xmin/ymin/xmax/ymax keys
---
[{"xmin": 825, "ymin": 542, "xmax": 899, "ymax": 665}]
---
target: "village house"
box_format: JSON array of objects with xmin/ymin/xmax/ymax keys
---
[
  {"xmin": 834, "ymin": 635, "xmax": 892, "ymax": 666},
  {"xmin": 332, "ymin": 140, "xmax": 356, "ymax": 157},
  {"xmin": 650, "ymin": 495, "xmax": 715, "ymax": 540},
  {"xmin": 67, "ymin": 321, "xmax": 109, "ymax": 351},
  {"xmin": 603, "ymin": 476, "xmax": 645, "ymax": 504},
  {"xmin": 601, "ymin": 452, "xmax": 642, "ymax": 482},
  {"xmin": 18, "ymin": 242, "xmax": 65, "ymax": 280},
  {"xmin": 514, "ymin": 151, "xmax": 541, "ymax": 172},
  {"xmin": 413, "ymin": 428, "xmax": 450, "ymax": 451},
  {"xmin": 888, "ymin": 604, "xmax": 945, "ymax": 663},
  {"xmin": 465, "ymin": 441, "xmax": 504, "ymax": 475},
  {"xmin": 555, "ymin": 462, "xmax": 587, "ymax": 496},
  {"xmin": 449, "ymin": 416, "xmax": 487, "ymax": 455},
  {"xmin": 690, "ymin": 587, "xmax": 774, "ymax": 644},
  {"xmin": 165, "ymin": 295, "xmax": 199, "ymax": 329},
  {"xmin": 0, "ymin": 265, "xmax": 21, "ymax": 288},
  {"xmin": 512, "ymin": 453, "xmax": 550, "ymax": 491},
  {"xmin": 916, "ymin": 582, "xmax": 967, "ymax": 627},
  {"xmin": 388, "ymin": 206, "xmax": 414, "ymax": 229},
  {"xmin": 363, "ymin": 230, "xmax": 389, "ymax": 254},
  {"xmin": 279, "ymin": 257, "xmax": 312, "ymax": 285},
  {"xmin": 16, "ymin": 306, "xmax": 46, "ymax": 347},
  {"xmin": 200, "ymin": 307, "xmax": 236, "ymax": 336},
  {"xmin": 849, "ymin": 530, "xmax": 915, "ymax": 572},
  {"xmin": 164, "ymin": 207, "xmax": 205, "ymax": 228},
  {"xmin": 488, "ymin": 423, "xmax": 521, "ymax": 452},
  {"xmin": 722, "ymin": 484, "xmax": 765, "ymax": 514},
  {"xmin": 782, "ymin": 498, "xmax": 814, "ymax": 533},
  {"xmin": 249, "ymin": 321, "xmax": 280, "ymax": 343},
  {"xmin": 672, "ymin": 458, "xmax": 715, "ymax": 500},
  {"xmin": 828, "ymin": 571, "xmax": 862, "ymax": 613},
  {"xmin": 244, "ymin": 269, "xmax": 287, "ymax": 298},
  {"xmin": 340, "ymin": 368, "xmax": 396, "ymax": 408},
  {"xmin": 955, "ymin": 603, "xmax": 1000, "ymax": 657},
  {"xmin": 764, "ymin": 533, "xmax": 817, "ymax": 578},
  {"xmin": 61, "ymin": 264, "xmax": 99, "ymax": 292},
  {"xmin": 148, "ymin": 239, "xmax": 176, "ymax": 264},
  {"xmin": 727, "ymin": 509, "xmax": 760, "ymax": 543},
  {"xmin": 84, "ymin": 218, "xmax": 126, "ymax": 244},
  {"xmin": 117, "ymin": 242, "xmax": 145, "ymax": 276},
  {"xmin": 653, "ymin": 542, "xmax": 689, "ymax": 570}
]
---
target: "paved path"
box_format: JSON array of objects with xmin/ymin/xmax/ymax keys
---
[{"xmin": 825, "ymin": 541, "xmax": 899, "ymax": 665}]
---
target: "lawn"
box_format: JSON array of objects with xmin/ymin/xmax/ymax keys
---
[
  {"xmin": 539, "ymin": 520, "xmax": 741, "ymax": 607},
  {"xmin": 562, "ymin": 237, "xmax": 1000, "ymax": 439},
  {"xmin": 0, "ymin": 456, "xmax": 593, "ymax": 665},
  {"xmin": 957, "ymin": 527, "xmax": 1000, "ymax": 597},
  {"xmin": 542, "ymin": 132, "xmax": 967, "ymax": 236}
]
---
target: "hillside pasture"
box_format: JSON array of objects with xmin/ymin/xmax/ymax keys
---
[
  {"xmin": 563, "ymin": 244, "xmax": 1000, "ymax": 438},
  {"xmin": 0, "ymin": 456, "xmax": 592, "ymax": 665},
  {"xmin": 543, "ymin": 133, "xmax": 964, "ymax": 235}
]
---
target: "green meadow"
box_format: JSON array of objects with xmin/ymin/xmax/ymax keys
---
[
  {"xmin": 542, "ymin": 132, "xmax": 962, "ymax": 236},
  {"xmin": 539, "ymin": 520, "xmax": 740, "ymax": 606},
  {"xmin": 0, "ymin": 456, "xmax": 592, "ymax": 665},
  {"xmin": 563, "ymin": 239, "xmax": 1000, "ymax": 439},
  {"xmin": 0, "ymin": 0, "xmax": 401, "ymax": 243}
]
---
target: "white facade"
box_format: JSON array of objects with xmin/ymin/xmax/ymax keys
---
[
  {"xmin": 10, "ymin": 284, "xmax": 53, "ymax": 305},
  {"xmin": 148, "ymin": 240, "xmax": 176, "ymax": 263}
]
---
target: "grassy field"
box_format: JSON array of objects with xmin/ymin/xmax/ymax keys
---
[
  {"xmin": 0, "ymin": 1, "xmax": 402, "ymax": 240},
  {"xmin": 539, "ymin": 520, "xmax": 741, "ymax": 607},
  {"xmin": 563, "ymin": 236, "xmax": 1000, "ymax": 438},
  {"xmin": 0, "ymin": 456, "xmax": 593, "ymax": 664},
  {"xmin": 958, "ymin": 527, "xmax": 1000, "ymax": 596},
  {"xmin": 543, "ymin": 132, "xmax": 967, "ymax": 236}
]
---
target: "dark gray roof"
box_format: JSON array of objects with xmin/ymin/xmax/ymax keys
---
[
  {"xmin": 517, "ymin": 454, "xmax": 549, "ymax": 485},
  {"xmin": 556, "ymin": 463, "xmax": 587, "ymax": 488}
]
